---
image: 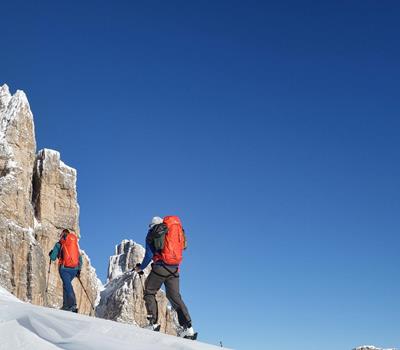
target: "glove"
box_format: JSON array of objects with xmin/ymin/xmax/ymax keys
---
[
  {"xmin": 135, "ymin": 263, "xmax": 144, "ymax": 275},
  {"xmin": 76, "ymin": 270, "xmax": 81, "ymax": 278},
  {"xmin": 48, "ymin": 250, "xmax": 53, "ymax": 257}
]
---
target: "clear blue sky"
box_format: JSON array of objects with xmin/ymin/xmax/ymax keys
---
[{"xmin": 1, "ymin": 1, "xmax": 399, "ymax": 349}]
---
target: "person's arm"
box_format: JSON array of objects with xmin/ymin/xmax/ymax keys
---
[
  {"xmin": 78, "ymin": 254, "xmax": 83, "ymax": 270},
  {"xmin": 49, "ymin": 243, "xmax": 61, "ymax": 261},
  {"xmin": 75, "ymin": 254, "xmax": 83, "ymax": 277},
  {"xmin": 139, "ymin": 241, "xmax": 154, "ymax": 271},
  {"xmin": 183, "ymin": 228, "xmax": 187, "ymax": 250}
]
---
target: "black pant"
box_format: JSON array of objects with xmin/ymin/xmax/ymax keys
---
[{"xmin": 144, "ymin": 264, "xmax": 191, "ymax": 327}]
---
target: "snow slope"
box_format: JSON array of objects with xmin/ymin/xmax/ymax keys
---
[{"xmin": 0, "ymin": 287, "xmax": 228, "ymax": 350}]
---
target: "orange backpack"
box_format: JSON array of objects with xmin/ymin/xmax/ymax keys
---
[
  {"xmin": 159, "ymin": 216, "xmax": 186, "ymax": 265},
  {"xmin": 59, "ymin": 232, "xmax": 80, "ymax": 268}
]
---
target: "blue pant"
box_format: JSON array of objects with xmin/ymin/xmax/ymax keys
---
[{"xmin": 59, "ymin": 267, "xmax": 78, "ymax": 310}]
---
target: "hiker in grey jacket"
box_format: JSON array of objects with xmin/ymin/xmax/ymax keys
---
[{"xmin": 135, "ymin": 216, "xmax": 196, "ymax": 339}]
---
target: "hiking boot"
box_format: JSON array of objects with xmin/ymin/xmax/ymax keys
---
[
  {"xmin": 61, "ymin": 305, "xmax": 78, "ymax": 313},
  {"xmin": 144, "ymin": 322, "xmax": 161, "ymax": 332},
  {"xmin": 144, "ymin": 315, "xmax": 160, "ymax": 332},
  {"xmin": 178, "ymin": 326, "xmax": 196, "ymax": 338}
]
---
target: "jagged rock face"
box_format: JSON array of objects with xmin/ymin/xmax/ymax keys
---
[
  {"xmin": 0, "ymin": 84, "xmax": 99, "ymax": 314},
  {"xmin": 0, "ymin": 85, "xmax": 42, "ymax": 303},
  {"xmin": 107, "ymin": 239, "xmax": 143, "ymax": 282},
  {"xmin": 97, "ymin": 240, "xmax": 178, "ymax": 335},
  {"xmin": 33, "ymin": 149, "xmax": 80, "ymax": 233},
  {"xmin": 32, "ymin": 148, "xmax": 98, "ymax": 314},
  {"xmin": 0, "ymin": 85, "xmax": 35, "ymax": 228}
]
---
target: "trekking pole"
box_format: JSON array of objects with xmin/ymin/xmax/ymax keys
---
[
  {"xmin": 132, "ymin": 271, "xmax": 145, "ymax": 326},
  {"xmin": 44, "ymin": 259, "xmax": 52, "ymax": 307},
  {"xmin": 139, "ymin": 273, "xmax": 145, "ymax": 294},
  {"xmin": 77, "ymin": 276, "xmax": 96, "ymax": 315},
  {"xmin": 164, "ymin": 304, "xmax": 169, "ymax": 333},
  {"xmin": 45, "ymin": 259, "xmax": 52, "ymax": 293},
  {"xmin": 138, "ymin": 273, "xmax": 146, "ymax": 326}
]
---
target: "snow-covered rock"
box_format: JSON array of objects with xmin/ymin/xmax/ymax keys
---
[
  {"xmin": 0, "ymin": 285, "xmax": 225, "ymax": 350},
  {"xmin": 0, "ymin": 84, "xmax": 99, "ymax": 314},
  {"xmin": 97, "ymin": 240, "xmax": 178, "ymax": 335},
  {"xmin": 0, "ymin": 84, "xmax": 42, "ymax": 304},
  {"xmin": 353, "ymin": 346, "xmax": 398, "ymax": 350},
  {"xmin": 107, "ymin": 239, "xmax": 143, "ymax": 282},
  {"xmin": 32, "ymin": 148, "xmax": 99, "ymax": 314}
]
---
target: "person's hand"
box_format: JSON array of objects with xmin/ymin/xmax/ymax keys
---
[
  {"xmin": 76, "ymin": 270, "xmax": 81, "ymax": 278},
  {"xmin": 135, "ymin": 263, "xmax": 144, "ymax": 275},
  {"xmin": 48, "ymin": 250, "xmax": 53, "ymax": 257}
]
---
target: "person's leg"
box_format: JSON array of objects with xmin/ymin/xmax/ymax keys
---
[
  {"xmin": 60, "ymin": 268, "xmax": 71, "ymax": 309},
  {"xmin": 69, "ymin": 269, "xmax": 78, "ymax": 311},
  {"xmin": 164, "ymin": 274, "xmax": 192, "ymax": 328},
  {"xmin": 143, "ymin": 265, "xmax": 165, "ymax": 324},
  {"xmin": 60, "ymin": 268, "xmax": 77, "ymax": 310},
  {"xmin": 62, "ymin": 275, "xmax": 67, "ymax": 309}
]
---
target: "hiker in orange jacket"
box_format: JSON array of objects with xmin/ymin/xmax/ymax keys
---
[{"xmin": 49, "ymin": 229, "xmax": 82, "ymax": 313}]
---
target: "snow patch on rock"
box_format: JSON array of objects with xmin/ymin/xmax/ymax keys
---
[{"xmin": 107, "ymin": 239, "xmax": 145, "ymax": 282}]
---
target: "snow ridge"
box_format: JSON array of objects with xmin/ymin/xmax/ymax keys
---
[{"xmin": 0, "ymin": 286, "xmax": 225, "ymax": 350}]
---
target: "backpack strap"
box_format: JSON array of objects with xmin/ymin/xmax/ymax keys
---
[
  {"xmin": 147, "ymin": 223, "xmax": 168, "ymax": 252},
  {"xmin": 161, "ymin": 264, "xmax": 179, "ymax": 277},
  {"xmin": 151, "ymin": 263, "xmax": 179, "ymax": 278}
]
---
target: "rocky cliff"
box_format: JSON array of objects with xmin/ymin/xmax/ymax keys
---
[
  {"xmin": 0, "ymin": 84, "xmax": 99, "ymax": 314},
  {"xmin": 96, "ymin": 240, "xmax": 178, "ymax": 335}
]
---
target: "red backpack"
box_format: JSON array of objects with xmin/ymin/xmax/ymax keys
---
[
  {"xmin": 156, "ymin": 216, "xmax": 186, "ymax": 265},
  {"xmin": 59, "ymin": 232, "xmax": 80, "ymax": 268}
]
